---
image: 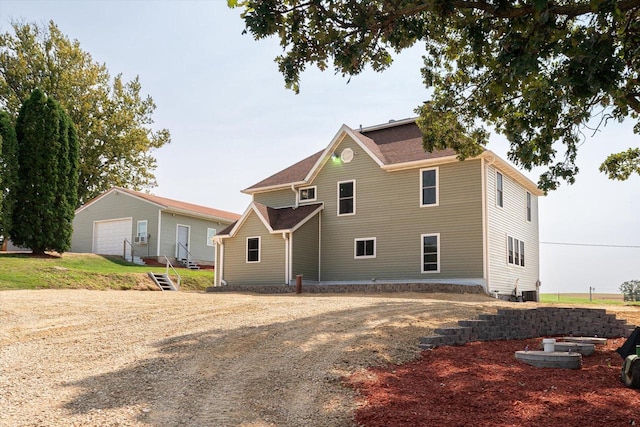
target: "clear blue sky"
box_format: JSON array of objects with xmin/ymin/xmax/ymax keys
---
[{"xmin": 2, "ymin": 0, "xmax": 639, "ymax": 293}]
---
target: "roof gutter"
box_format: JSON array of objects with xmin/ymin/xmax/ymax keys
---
[
  {"xmin": 381, "ymin": 155, "xmax": 462, "ymax": 172},
  {"xmin": 241, "ymin": 180, "xmax": 307, "ymax": 195}
]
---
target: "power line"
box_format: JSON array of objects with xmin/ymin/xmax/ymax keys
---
[{"xmin": 540, "ymin": 241, "xmax": 640, "ymax": 248}]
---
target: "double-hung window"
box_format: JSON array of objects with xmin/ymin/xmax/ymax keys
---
[
  {"xmin": 507, "ymin": 236, "xmax": 525, "ymax": 267},
  {"xmin": 420, "ymin": 168, "xmax": 438, "ymax": 206},
  {"xmin": 246, "ymin": 237, "xmax": 260, "ymax": 263},
  {"xmin": 496, "ymin": 172, "xmax": 504, "ymax": 207},
  {"xmin": 136, "ymin": 220, "xmax": 148, "ymax": 244},
  {"xmin": 207, "ymin": 228, "xmax": 216, "ymax": 247},
  {"xmin": 338, "ymin": 180, "xmax": 355, "ymax": 216},
  {"xmin": 137, "ymin": 220, "xmax": 147, "ymax": 239},
  {"xmin": 354, "ymin": 238, "xmax": 376, "ymax": 259},
  {"xmin": 421, "ymin": 233, "xmax": 440, "ymax": 273}
]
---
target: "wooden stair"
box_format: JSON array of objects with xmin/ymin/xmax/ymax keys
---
[{"xmin": 148, "ymin": 272, "xmax": 177, "ymax": 291}]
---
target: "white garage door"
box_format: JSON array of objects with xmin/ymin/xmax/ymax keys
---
[{"xmin": 93, "ymin": 219, "xmax": 133, "ymax": 257}]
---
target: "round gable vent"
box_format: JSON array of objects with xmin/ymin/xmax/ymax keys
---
[{"xmin": 340, "ymin": 148, "xmax": 354, "ymax": 163}]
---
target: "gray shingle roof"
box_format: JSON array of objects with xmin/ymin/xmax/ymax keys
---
[{"xmin": 243, "ymin": 120, "xmax": 456, "ymax": 193}]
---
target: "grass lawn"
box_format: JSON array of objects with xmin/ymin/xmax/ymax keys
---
[
  {"xmin": 0, "ymin": 252, "xmax": 213, "ymax": 291},
  {"xmin": 540, "ymin": 293, "xmax": 640, "ymax": 306}
]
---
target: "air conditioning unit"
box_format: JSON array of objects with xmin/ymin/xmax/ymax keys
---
[{"xmin": 134, "ymin": 235, "xmax": 147, "ymax": 244}]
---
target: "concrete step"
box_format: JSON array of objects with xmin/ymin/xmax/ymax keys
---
[
  {"xmin": 544, "ymin": 341, "xmax": 595, "ymax": 356},
  {"xmin": 558, "ymin": 336, "xmax": 607, "ymax": 346},
  {"xmin": 515, "ymin": 350, "xmax": 582, "ymax": 369}
]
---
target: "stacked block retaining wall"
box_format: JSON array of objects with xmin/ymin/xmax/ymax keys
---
[
  {"xmin": 419, "ymin": 307, "xmax": 636, "ymax": 349},
  {"xmin": 207, "ymin": 283, "xmax": 485, "ymax": 294}
]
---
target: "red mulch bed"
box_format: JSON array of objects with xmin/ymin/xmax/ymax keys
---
[{"xmin": 350, "ymin": 338, "xmax": 640, "ymax": 426}]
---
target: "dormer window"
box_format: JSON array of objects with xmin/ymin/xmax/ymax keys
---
[{"xmin": 299, "ymin": 186, "xmax": 317, "ymax": 202}]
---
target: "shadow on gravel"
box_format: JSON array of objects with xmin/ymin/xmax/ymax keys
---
[{"xmin": 62, "ymin": 299, "xmax": 468, "ymax": 425}]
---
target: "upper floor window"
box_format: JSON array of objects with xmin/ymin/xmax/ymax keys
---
[
  {"xmin": 420, "ymin": 167, "xmax": 439, "ymax": 206},
  {"xmin": 299, "ymin": 186, "xmax": 317, "ymax": 202},
  {"xmin": 338, "ymin": 180, "xmax": 355, "ymax": 216},
  {"xmin": 496, "ymin": 172, "xmax": 504, "ymax": 207},
  {"xmin": 507, "ymin": 236, "xmax": 525, "ymax": 267},
  {"xmin": 207, "ymin": 228, "xmax": 216, "ymax": 247},
  {"xmin": 421, "ymin": 233, "xmax": 440, "ymax": 273},
  {"xmin": 526, "ymin": 191, "xmax": 532, "ymax": 222},
  {"xmin": 247, "ymin": 237, "xmax": 260, "ymax": 263},
  {"xmin": 354, "ymin": 238, "xmax": 376, "ymax": 259}
]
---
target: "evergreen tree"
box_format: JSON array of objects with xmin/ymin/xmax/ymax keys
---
[
  {"xmin": 0, "ymin": 21, "xmax": 170, "ymax": 205},
  {"xmin": 11, "ymin": 89, "xmax": 79, "ymax": 254},
  {"xmin": 0, "ymin": 110, "xmax": 18, "ymax": 238}
]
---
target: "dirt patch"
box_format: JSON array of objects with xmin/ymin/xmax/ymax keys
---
[
  {"xmin": 1, "ymin": 290, "xmax": 638, "ymax": 426},
  {"xmin": 350, "ymin": 338, "xmax": 640, "ymax": 427}
]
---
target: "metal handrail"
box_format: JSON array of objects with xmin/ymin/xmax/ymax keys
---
[
  {"xmin": 177, "ymin": 242, "xmax": 193, "ymax": 262},
  {"xmin": 123, "ymin": 239, "xmax": 135, "ymax": 263},
  {"xmin": 164, "ymin": 256, "xmax": 181, "ymax": 290}
]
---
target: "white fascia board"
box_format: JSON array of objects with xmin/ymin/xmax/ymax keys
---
[
  {"xmin": 303, "ymin": 126, "xmax": 350, "ymax": 183},
  {"xmin": 481, "ymin": 151, "xmax": 544, "ymax": 196},
  {"xmin": 162, "ymin": 207, "xmax": 238, "ymax": 224},
  {"xmin": 359, "ymin": 117, "xmax": 417, "ymax": 133},
  {"xmin": 75, "ymin": 187, "xmax": 166, "ymax": 214},
  {"xmin": 241, "ymin": 180, "xmax": 307, "ymax": 195},
  {"xmin": 251, "ymin": 204, "xmax": 276, "ymax": 234},
  {"xmin": 381, "ymin": 155, "xmax": 461, "ymax": 172},
  {"xmin": 220, "ymin": 203, "xmax": 258, "ymax": 238},
  {"xmin": 304, "ymin": 125, "xmax": 386, "ymax": 183},
  {"xmin": 244, "ymin": 123, "xmax": 391, "ymax": 195},
  {"xmin": 288, "ymin": 204, "xmax": 324, "ymax": 233}
]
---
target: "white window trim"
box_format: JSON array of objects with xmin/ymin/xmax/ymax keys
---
[
  {"xmin": 526, "ymin": 191, "xmax": 532, "ymax": 222},
  {"xmin": 299, "ymin": 186, "xmax": 317, "ymax": 203},
  {"xmin": 421, "ymin": 233, "xmax": 440, "ymax": 274},
  {"xmin": 136, "ymin": 220, "xmax": 148, "ymax": 237},
  {"xmin": 337, "ymin": 179, "xmax": 356, "ymax": 216},
  {"xmin": 354, "ymin": 237, "xmax": 376, "ymax": 259},
  {"xmin": 506, "ymin": 235, "xmax": 525, "ymax": 268},
  {"xmin": 496, "ymin": 171, "xmax": 504, "ymax": 208},
  {"xmin": 419, "ymin": 167, "xmax": 439, "ymax": 207},
  {"xmin": 207, "ymin": 228, "xmax": 216, "ymax": 247},
  {"xmin": 246, "ymin": 236, "xmax": 261, "ymax": 263}
]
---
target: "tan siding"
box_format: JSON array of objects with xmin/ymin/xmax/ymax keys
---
[
  {"xmin": 72, "ymin": 192, "xmax": 160, "ymax": 255},
  {"xmin": 221, "ymin": 211, "xmax": 286, "ymax": 285},
  {"xmin": 312, "ymin": 136, "xmax": 484, "ymax": 282},
  {"xmin": 487, "ymin": 165, "xmax": 540, "ymax": 294},
  {"xmin": 253, "ymin": 189, "xmax": 296, "ymax": 207},
  {"xmin": 292, "ymin": 214, "xmax": 320, "ymax": 281},
  {"xmin": 158, "ymin": 213, "xmax": 232, "ymax": 262}
]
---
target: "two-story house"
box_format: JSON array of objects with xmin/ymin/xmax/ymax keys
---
[{"xmin": 213, "ymin": 118, "xmax": 543, "ymax": 299}]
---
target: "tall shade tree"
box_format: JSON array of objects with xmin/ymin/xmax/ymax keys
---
[
  {"xmin": 231, "ymin": 0, "xmax": 640, "ymax": 192},
  {"xmin": 0, "ymin": 109, "xmax": 18, "ymax": 237},
  {"xmin": 11, "ymin": 89, "xmax": 79, "ymax": 254},
  {"xmin": 0, "ymin": 20, "xmax": 170, "ymax": 205}
]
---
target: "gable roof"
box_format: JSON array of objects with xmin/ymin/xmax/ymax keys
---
[
  {"xmin": 217, "ymin": 202, "xmax": 323, "ymax": 237},
  {"xmin": 242, "ymin": 119, "xmax": 459, "ymax": 194},
  {"xmin": 76, "ymin": 187, "xmax": 241, "ymax": 222},
  {"xmin": 246, "ymin": 150, "xmax": 324, "ymax": 191},
  {"xmin": 243, "ymin": 118, "xmax": 543, "ymax": 196}
]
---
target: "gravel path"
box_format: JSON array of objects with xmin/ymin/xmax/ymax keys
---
[
  {"xmin": 0, "ymin": 290, "xmax": 503, "ymax": 426},
  {"xmin": 2, "ymin": 290, "xmax": 637, "ymax": 426}
]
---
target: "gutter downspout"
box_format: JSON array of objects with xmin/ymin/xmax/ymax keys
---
[
  {"xmin": 283, "ymin": 233, "xmax": 289, "ymax": 285},
  {"xmin": 483, "ymin": 155, "xmax": 496, "ymax": 294},
  {"xmin": 291, "ymin": 184, "xmax": 299, "ymax": 208},
  {"xmin": 219, "ymin": 240, "xmax": 225, "ymax": 286}
]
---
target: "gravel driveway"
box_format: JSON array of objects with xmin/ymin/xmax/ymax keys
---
[{"xmin": 1, "ymin": 290, "xmax": 506, "ymax": 426}]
